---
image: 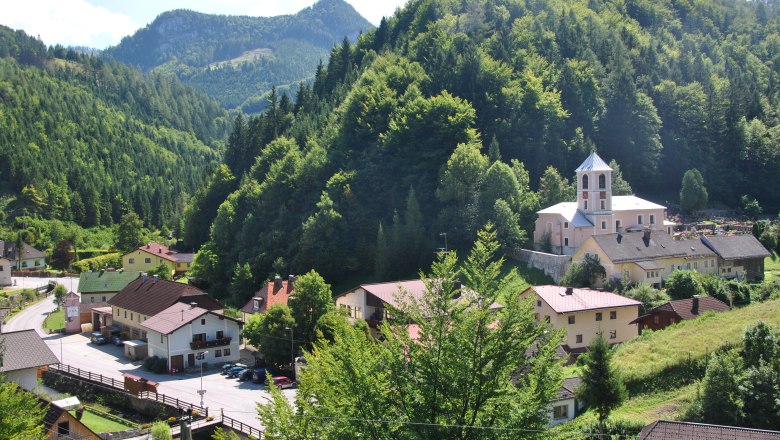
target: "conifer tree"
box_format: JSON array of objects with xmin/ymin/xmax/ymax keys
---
[{"xmin": 577, "ymin": 332, "xmax": 626, "ymax": 435}]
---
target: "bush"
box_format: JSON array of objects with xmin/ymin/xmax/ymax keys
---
[
  {"xmin": 561, "ymin": 255, "xmax": 605, "ymax": 287},
  {"xmin": 664, "ymin": 270, "xmax": 705, "ymax": 300},
  {"xmin": 71, "ymin": 253, "xmax": 122, "ymax": 273}
]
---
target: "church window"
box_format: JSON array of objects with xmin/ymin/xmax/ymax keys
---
[
  {"xmin": 564, "ymin": 222, "xmax": 569, "ymax": 229},
  {"xmin": 638, "ymin": 215, "xmax": 643, "ymax": 225},
  {"xmin": 564, "ymin": 237, "xmax": 569, "ymax": 247},
  {"xmin": 601, "ymin": 221, "xmax": 606, "ymax": 230},
  {"xmin": 584, "ymin": 200, "xmax": 588, "ymax": 210},
  {"xmin": 599, "ymin": 174, "xmax": 606, "ymax": 189},
  {"xmin": 600, "ymin": 200, "xmax": 605, "ymax": 210},
  {"xmin": 650, "ymin": 214, "xmax": 656, "ymax": 225},
  {"xmin": 582, "ymin": 174, "xmax": 589, "ymax": 189}
]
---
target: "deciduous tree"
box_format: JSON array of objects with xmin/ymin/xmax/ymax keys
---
[
  {"xmin": 243, "ymin": 304, "xmax": 296, "ymax": 369},
  {"xmin": 289, "ymin": 270, "xmax": 334, "ymax": 349}
]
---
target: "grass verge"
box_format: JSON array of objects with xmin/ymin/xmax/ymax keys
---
[
  {"xmin": 43, "ymin": 308, "xmax": 65, "ymax": 331},
  {"xmin": 71, "ymin": 409, "xmax": 134, "ymax": 433},
  {"xmin": 764, "ymin": 253, "xmax": 780, "ymax": 281}
]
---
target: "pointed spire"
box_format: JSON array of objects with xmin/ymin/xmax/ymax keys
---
[{"xmin": 575, "ymin": 152, "xmax": 612, "ymax": 172}]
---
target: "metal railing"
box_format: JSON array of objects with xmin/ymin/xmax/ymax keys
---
[{"xmin": 222, "ymin": 414, "xmax": 262, "ymax": 439}]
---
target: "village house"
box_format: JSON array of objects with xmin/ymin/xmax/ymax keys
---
[
  {"xmin": 0, "ymin": 329, "xmax": 59, "ymax": 391},
  {"xmin": 78, "ymin": 269, "xmax": 141, "ymax": 304},
  {"xmin": 521, "ymin": 285, "xmax": 641, "ymax": 356},
  {"xmin": 548, "ymin": 377, "xmax": 583, "ymax": 427},
  {"xmin": 105, "ymin": 275, "xmax": 223, "ymax": 342},
  {"xmin": 534, "ymin": 152, "xmax": 674, "ymax": 255},
  {"xmin": 121, "ymin": 242, "xmax": 192, "ymax": 278},
  {"xmin": 0, "ymin": 239, "xmax": 47, "ymax": 270},
  {"xmin": 572, "ymin": 229, "xmax": 717, "ymax": 287},
  {"xmin": 240, "ymin": 275, "xmax": 296, "ymax": 323},
  {"xmin": 0, "ymin": 255, "xmax": 10, "ymax": 286},
  {"xmin": 142, "ymin": 302, "xmax": 242, "ymax": 372},
  {"xmin": 701, "ymin": 234, "xmax": 770, "ymax": 281},
  {"xmin": 631, "ymin": 295, "xmax": 730, "ymax": 334},
  {"xmin": 639, "ymin": 420, "xmax": 780, "ymax": 439},
  {"xmin": 41, "ymin": 397, "xmax": 100, "ymax": 440}
]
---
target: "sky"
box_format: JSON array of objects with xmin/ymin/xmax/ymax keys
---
[{"xmin": 1, "ymin": 0, "xmax": 408, "ymax": 50}]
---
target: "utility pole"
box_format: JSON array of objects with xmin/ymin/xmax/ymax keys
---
[
  {"xmin": 197, "ymin": 351, "xmax": 208, "ymax": 407},
  {"xmin": 285, "ymin": 326, "xmax": 294, "ymax": 378}
]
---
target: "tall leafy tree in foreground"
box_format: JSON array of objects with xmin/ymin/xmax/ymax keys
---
[
  {"xmin": 258, "ymin": 225, "xmax": 564, "ymax": 439},
  {"xmin": 576, "ymin": 332, "xmax": 626, "ymax": 435},
  {"xmin": 243, "ymin": 304, "xmax": 295, "ymax": 369},
  {"xmin": 289, "ymin": 270, "xmax": 334, "ymax": 350},
  {"xmin": 116, "ymin": 212, "xmax": 146, "ymax": 253}
]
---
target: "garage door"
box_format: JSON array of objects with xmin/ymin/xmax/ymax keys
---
[{"xmin": 170, "ymin": 355, "xmax": 184, "ymax": 373}]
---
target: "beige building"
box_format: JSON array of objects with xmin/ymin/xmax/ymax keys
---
[
  {"xmin": 0, "ymin": 256, "xmax": 10, "ymax": 286},
  {"xmin": 534, "ymin": 152, "xmax": 673, "ymax": 255},
  {"xmin": 521, "ymin": 285, "xmax": 641, "ymax": 354}
]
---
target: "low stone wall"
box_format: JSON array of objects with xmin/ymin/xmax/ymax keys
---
[{"xmin": 513, "ymin": 249, "xmax": 571, "ymax": 282}]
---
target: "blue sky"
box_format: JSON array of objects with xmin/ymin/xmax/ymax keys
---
[{"xmin": 2, "ymin": 0, "xmax": 407, "ymax": 49}]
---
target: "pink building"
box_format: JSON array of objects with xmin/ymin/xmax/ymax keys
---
[{"xmin": 534, "ymin": 152, "xmax": 673, "ymax": 255}]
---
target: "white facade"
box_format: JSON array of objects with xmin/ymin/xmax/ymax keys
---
[
  {"xmin": 334, "ymin": 288, "xmax": 368, "ymax": 321},
  {"xmin": 146, "ymin": 312, "xmax": 241, "ymax": 369},
  {"xmin": 5, "ymin": 367, "xmax": 39, "ymax": 391},
  {"xmin": 548, "ymin": 397, "xmax": 578, "ymax": 427},
  {"xmin": 0, "ymin": 257, "xmax": 10, "ymax": 286}
]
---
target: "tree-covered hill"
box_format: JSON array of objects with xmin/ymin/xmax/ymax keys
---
[
  {"xmin": 188, "ymin": 0, "xmax": 780, "ymax": 303},
  {"xmin": 103, "ymin": 0, "xmax": 375, "ymax": 111},
  {"xmin": 0, "ymin": 25, "xmax": 228, "ymax": 229}
]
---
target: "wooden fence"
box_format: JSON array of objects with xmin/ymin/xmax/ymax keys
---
[{"xmin": 221, "ymin": 414, "xmax": 263, "ymax": 439}]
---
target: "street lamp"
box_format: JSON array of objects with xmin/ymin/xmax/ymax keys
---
[
  {"xmin": 439, "ymin": 232, "xmax": 448, "ymax": 252},
  {"xmin": 284, "ymin": 327, "xmax": 294, "ymax": 377},
  {"xmin": 196, "ymin": 351, "xmax": 208, "ymax": 407}
]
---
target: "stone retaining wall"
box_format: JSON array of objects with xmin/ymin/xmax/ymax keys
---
[{"xmin": 512, "ymin": 249, "xmax": 571, "ymax": 282}]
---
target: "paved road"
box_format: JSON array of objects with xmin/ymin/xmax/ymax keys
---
[{"xmin": 3, "ymin": 277, "xmax": 287, "ymax": 430}]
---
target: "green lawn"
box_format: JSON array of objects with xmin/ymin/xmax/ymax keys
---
[
  {"xmin": 71, "ymin": 410, "xmax": 134, "ymax": 433},
  {"xmin": 613, "ymin": 298, "xmax": 780, "ymax": 381},
  {"xmin": 612, "ymin": 383, "xmax": 699, "ymax": 424},
  {"xmin": 43, "ymin": 308, "xmax": 65, "ymax": 331},
  {"xmin": 765, "ymin": 253, "xmax": 780, "ymax": 281}
]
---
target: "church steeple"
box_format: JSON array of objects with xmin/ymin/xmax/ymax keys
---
[{"xmin": 576, "ymin": 152, "xmax": 612, "ymax": 215}]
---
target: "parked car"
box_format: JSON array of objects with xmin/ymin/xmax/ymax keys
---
[
  {"xmin": 238, "ymin": 369, "xmax": 255, "ymax": 381},
  {"xmin": 272, "ymin": 376, "xmax": 296, "ymax": 389},
  {"xmin": 251, "ymin": 368, "xmax": 270, "ymax": 384},
  {"xmin": 90, "ymin": 332, "xmax": 107, "ymax": 345},
  {"xmin": 110, "ymin": 335, "xmax": 123, "ymax": 346},
  {"xmin": 223, "ymin": 363, "xmax": 247, "ymax": 376},
  {"xmin": 227, "ymin": 365, "xmax": 248, "ymax": 378},
  {"xmin": 220, "ymin": 362, "xmax": 235, "ymax": 375}
]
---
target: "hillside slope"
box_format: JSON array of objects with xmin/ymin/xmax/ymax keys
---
[
  {"xmin": 103, "ymin": 0, "xmax": 374, "ymax": 111},
  {"xmin": 0, "ymin": 26, "xmax": 227, "ymax": 229}
]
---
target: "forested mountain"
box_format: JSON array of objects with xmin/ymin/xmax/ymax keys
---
[
  {"xmin": 188, "ymin": 0, "xmax": 780, "ymax": 304},
  {"xmin": 0, "ymin": 25, "xmax": 228, "ymax": 229},
  {"xmin": 103, "ymin": 0, "xmax": 374, "ymax": 111}
]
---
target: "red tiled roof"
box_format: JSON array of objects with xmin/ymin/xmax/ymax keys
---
[
  {"xmin": 135, "ymin": 242, "xmax": 179, "ymax": 262},
  {"xmin": 108, "ymin": 277, "xmax": 222, "ymax": 316},
  {"xmin": 345, "ymin": 279, "xmax": 503, "ymax": 311},
  {"xmin": 241, "ymin": 279, "xmax": 294, "ymax": 315},
  {"xmin": 639, "ymin": 420, "xmax": 780, "ymax": 439},
  {"xmin": 525, "ymin": 285, "xmax": 641, "ymax": 314}
]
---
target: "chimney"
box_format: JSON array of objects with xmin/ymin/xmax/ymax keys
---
[
  {"xmin": 181, "ymin": 310, "xmax": 184, "ymax": 321},
  {"xmin": 153, "ymin": 274, "xmax": 158, "ymax": 283},
  {"xmin": 288, "ymin": 275, "xmax": 296, "ymax": 289},
  {"xmin": 147, "ymin": 243, "xmax": 151, "ymax": 249},
  {"xmin": 190, "ymin": 302, "xmax": 197, "ymax": 309},
  {"xmin": 274, "ymin": 275, "xmax": 282, "ymax": 290},
  {"xmin": 158, "ymin": 248, "xmax": 162, "ymax": 253},
  {"xmin": 692, "ymin": 295, "xmax": 700, "ymax": 315},
  {"xmin": 565, "ymin": 287, "xmax": 574, "ymax": 295},
  {"xmin": 644, "ymin": 228, "xmax": 651, "ymax": 240},
  {"xmin": 142, "ymin": 272, "xmax": 148, "ymax": 283}
]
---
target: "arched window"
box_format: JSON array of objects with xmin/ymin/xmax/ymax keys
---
[
  {"xmin": 582, "ymin": 174, "xmax": 589, "ymax": 189},
  {"xmin": 599, "ymin": 173, "xmax": 606, "ymax": 189}
]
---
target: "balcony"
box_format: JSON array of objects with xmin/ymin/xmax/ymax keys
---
[
  {"xmin": 190, "ymin": 337, "xmax": 232, "ymax": 350},
  {"xmin": 365, "ymin": 305, "xmax": 390, "ymax": 324}
]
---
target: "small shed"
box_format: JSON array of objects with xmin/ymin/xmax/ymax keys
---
[
  {"xmin": 123, "ymin": 339, "xmax": 148, "ymax": 360},
  {"xmin": 122, "ymin": 373, "xmax": 159, "ymax": 395}
]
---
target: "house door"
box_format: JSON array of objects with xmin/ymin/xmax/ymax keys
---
[
  {"xmin": 170, "ymin": 355, "xmax": 184, "ymax": 373},
  {"xmin": 188, "ymin": 353, "xmax": 195, "ymax": 367}
]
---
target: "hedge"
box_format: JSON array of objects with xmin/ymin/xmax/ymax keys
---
[{"xmin": 71, "ymin": 253, "xmax": 122, "ymax": 273}]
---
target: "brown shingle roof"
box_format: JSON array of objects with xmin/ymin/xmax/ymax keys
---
[
  {"xmin": 554, "ymin": 376, "xmax": 581, "ymax": 401},
  {"xmin": 142, "ymin": 303, "xmax": 242, "ymax": 334},
  {"xmin": 0, "ymin": 329, "xmax": 59, "ymax": 372},
  {"xmin": 702, "ymin": 234, "xmax": 771, "ymax": 260},
  {"xmin": 2, "ymin": 241, "xmax": 46, "ymax": 260},
  {"xmin": 108, "ymin": 277, "xmax": 222, "ymax": 317},
  {"xmin": 631, "ymin": 296, "xmax": 730, "ymax": 324},
  {"xmin": 639, "ymin": 420, "xmax": 780, "ymax": 439},
  {"xmin": 592, "ymin": 231, "xmax": 715, "ymax": 263}
]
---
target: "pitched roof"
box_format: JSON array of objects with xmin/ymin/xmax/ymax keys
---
[
  {"xmin": 241, "ymin": 278, "xmax": 295, "ymax": 315},
  {"xmin": 591, "ymin": 231, "xmax": 715, "ymax": 263},
  {"xmin": 536, "ymin": 202, "xmax": 594, "ymax": 227},
  {"xmin": 141, "ymin": 303, "xmax": 209, "ymax": 334},
  {"xmin": 639, "ymin": 420, "xmax": 780, "ymax": 440},
  {"xmin": 632, "ymin": 296, "xmax": 730, "ymax": 324},
  {"xmin": 0, "ymin": 329, "xmax": 59, "ymax": 372},
  {"xmin": 108, "ymin": 277, "xmax": 222, "ymax": 316},
  {"xmin": 525, "ymin": 285, "xmax": 641, "ymax": 314},
  {"xmin": 79, "ymin": 302, "xmax": 109, "ymax": 314},
  {"xmin": 554, "ymin": 376, "xmax": 581, "ymax": 401},
  {"xmin": 130, "ymin": 242, "xmax": 179, "ymax": 262},
  {"xmin": 175, "ymin": 253, "xmax": 196, "ymax": 263},
  {"xmin": 2, "ymin": 241, "xmax": 46, "ymax": 260},
  {"xmin": 611, "ymin": 195, "xmax": 666, "ymax": 211},
  {"xmin": 575, "ymin": 152, "xmax": 612, "ymax": 172},
  {"xmin": 78, "ymin": 270, "xmax": 141, "ymax": 293},
  {"xmin": 346, "ymin": 279, "xmax": 503, "ymax": 311},
  {"xmin": 702, "ymin": 234, "xmax": 771, "ymax": 260}
]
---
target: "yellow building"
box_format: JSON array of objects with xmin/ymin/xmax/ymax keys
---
[
  {"xmin": 521, "ymin": 285, "xmax": 641, "ymax": 354},
  {"xmin": 122, "ymin": 243, "xmax": 181, "ymax": 277},
  {"xmin": 572, "ymin": 229, "xmax": 718, "ymax": 288}
]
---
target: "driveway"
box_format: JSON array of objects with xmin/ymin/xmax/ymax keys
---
[{"xmin": 3, "ymin": 277, "xmax": 284, "ymax": 430}]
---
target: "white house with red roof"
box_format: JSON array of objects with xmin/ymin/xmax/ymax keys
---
[
  {"xmin": 521, "ymin": 285, "xmax": 641, "ymax": 354},
  {"xmin": 240, "ymin": 275, "xmax": 296, "ymax": 322}
]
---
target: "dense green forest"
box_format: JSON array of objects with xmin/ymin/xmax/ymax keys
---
[
  {"xmin": 103, "ymin": 0, "xmax": 374, "ymax": 111},
  {"xmin": 0, "ymin": 25, "xmax": 228, "ymax": 231},
  {"xmin": 187, "ymin": 0, "xmax": 780, "ymax": 304}
]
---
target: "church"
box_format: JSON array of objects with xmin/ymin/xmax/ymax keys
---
[{"xmin": 533, "ymin": 152, "xmax": 674, "ymax": 255}]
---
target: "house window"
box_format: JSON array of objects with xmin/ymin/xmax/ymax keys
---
[
  {"xmin": 21, "ymin": 261, "xmax": 27, "ymax": 268},
  {"xmin": 536, "ymin": 300, "xmax": 541, "ymax": 307},
  {"xmin": 568, "ymin": 316, "xmax": 575, "ymax": 325},
  {"xmin": 599, "ymin": 174, "xmax": 606, "ymax": 189},
  {"xmin": 653, "ymin": 315, "xmax": 659, "ymax": 324},
  {"xmin": 160, "ymin": 334, "xmax": 164, "ymax": 343},
  {"xmin": 129, "ymin": 258, "xmax": 135, "ymax": 264},
  {"xmin": 564, "ymin": 237, "xmax": 569, "ymax": 247},
  {"xmin": 564, "ymin": 222, "xmax": 569, "ymax": 229},
  {"xmin": 553, "ymin": 404, "xmax": 569, "ymax": 419},
  {"xmin": 254, "ymin": 300, "xmax": 260, "ymax": 310},
  {"xmin": 116, "ymin": 309, "xmax": 119, "ymax": 316},
  {"xmin": 216, "ymin": 331, "xmax": 224, "ymax": 339},
  {"xmin": 201, "ymin": 319, "xmax": 206, "ymax": 325},
  {"xmin": 610, "ymin": 330, "xmax": 617, "ymax": 339},
  {"xmin": 694, "ymin": 262, "xmax": 698, "ymax": 269},
  {"xmin": 650, "ymin": 214, "xmax": 656, "ymax": 225},
  {"xmin": 638, "ymin": 215, "xmax": 643, "ymax": 225},
  {"xmin": 90, "ymin": 297, "xmax": 95, "ymax": 303},
  {"xmin": 595, "ymin": 312, "xmax": 602, "ymax": 321},
  {"xmin": 582, "ymin": 174, "xmax": 589, "ymax": 189},
  {"xmin": 584, "ymin": 200, "xmax": 588, "ymax": 210},
  {"xmin": 686, "ymin": 263, "xmax": 691, "ymax": 269},
  {"xmin": 144, "ymin": 257, "xmax": 151, "ymax": 264},
  {"xmin": 601, "ymin": 221, "xmax": 606, "ymax": 230},
  {"xmin": 534, "ymin": 313, "xmax": 539, "ymax": 321},
  {"xmin": 224, "ymin": 348, "xmax": 231, "ymax": 357},
  {"xmin": 130, "ymin": 313, "xmax": 134, "ymax": 321},
  {"xmin": 193, "ymin": 333, "xmax": 206, "ymax": 342},
  {"xmin": 57, "ymin": 421, "xmax": 70, "ymax": 436},
  {"xmin": 616, "ymin": 220, "xmax": 622, "ymax": 230},
  {"xmin": 576, "ymin": 334, "xmax": 583, "ymax": 343},
  {"xmin": 545, "ymin": 316, "xmax": 551, "ymax": 323},
  {"xmin": 669, "ymin": 317, "xmax": 676, "ymax": 324},
  {"xmin": 215, "ymin": 349, "xmax": 222, "ymax": 358},
  {"xmin": 102, "ymin": 296, "xmax": 106, "ymax": 301},
  {"xmin": 610, "ymin": 311, "xmax": 617, "ymax": 320},
  {"xmin": 124, "ymin": 311, "xmax": 127, "ymax": 319},
  {"xmin": 600, "ymin": 200, "xmax": 605, "ymax": 210}
]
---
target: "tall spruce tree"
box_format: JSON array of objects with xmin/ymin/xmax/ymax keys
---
[{"xmin": 576, "ymin": 332, "xmax": 626, "ymax": 434}]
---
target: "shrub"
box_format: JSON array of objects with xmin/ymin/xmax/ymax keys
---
[
  {"xmin": 664, "ymin": 270, "xmax": 705, "ymax": 300},
  {"xmin": 71, "ymin": 253, "xmax": 121, "ymax": 273}
]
